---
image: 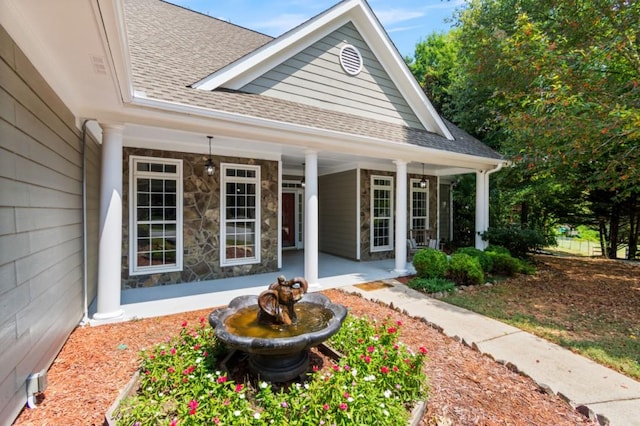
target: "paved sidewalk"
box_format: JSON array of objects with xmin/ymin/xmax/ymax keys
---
[{"xmin": 345, "ymin": 280, "xmax": 640, "ymax": 426}]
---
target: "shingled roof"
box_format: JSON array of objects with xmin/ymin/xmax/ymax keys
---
[{"xmin": 123, "ymin": 0, "xmax": 502, "ymax": 161}]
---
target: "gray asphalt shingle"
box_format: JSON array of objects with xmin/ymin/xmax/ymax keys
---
[{"xmin": 123, "ymin": 0, "xmax": 502, "ymax": 160}]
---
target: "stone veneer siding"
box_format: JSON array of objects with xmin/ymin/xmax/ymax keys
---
[
  {"xmin": 359, "ymin": 169, "xmax": 437, "ymax": 261},
  {"xmin": 122, "ymin": 148, "xmax": 279, "ymax": 289}
]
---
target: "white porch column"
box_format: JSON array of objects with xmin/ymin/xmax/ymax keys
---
[
  {"xmin": 94, "ymin": 124, "xmax": 125, "ymax": 320},
  {"xmin": 304, "ymin": 151, "xmax": 319, "ymax": 285},
  {"xmin": 393, "ymin": 160, "xmax": 408, "ymax": 273},
  {"xmin": 475, "ymin": 170, "xmax": 488, "ymax": 250}
]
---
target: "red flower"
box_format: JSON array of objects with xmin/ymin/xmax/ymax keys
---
[
  {"xmin": 381, "ymin": 366, "xmax": 390, "ymax": 374},
  {"xmin": 312, "ymin": 365, "xmax": 319, "ymax": 372},
  {"xmin": 419, "ymin": 346, "xmax": 428, "ymax": 354},
  {"xmin": 387, "ymin": 327, "xmax": 397, "ymax": 334},
  {"xmin": 193, "ymin": 344, "xmax": 201, "ymax": 351},
  {"xmin": 364, "ymin": 356, "xmax": 371, "ymax": 364},
  {"xmin": 170, "ymin": 419, "xmax": 178, "ymax": 426},
  {"xmin": 396, "ymin": 320, "xmax": 402, "ymax": 326},
  {"xmin": 217, "ymin": 375, "xmax": 228, "ymax": 384},
  {"xmin": 323, "ymin": 404, "xmax": 330, "ymax": 411},
  {"xmin": 235, "ymin": 384, "xmax": 243, "ymax": 392},
  {"xmin": 367, "ymin": 346, "xmax": 375, "ymax": 353},
  {"xmin": 167, "ymin": 367, "xmax": 175, "ymax": 373},
  {"xmin": 170, "ymin": 347, "xmax": 176, "ymax": 355},
  {"xmin": 339, "ymin": 403, "xmax": 348, "ymax": 411},
  {"xmin": 181, "ymin": 321, "xmax": 188, "ymax": 328},
  {"xmin": 213, "ymin": 417, "xmax": 220, "ymax": 424},
  {"xmin": 188, "ymin": 399, "xmax": 198, "ymax": 415},
  {"xmin": 343, "ymin": 392, "xmax": 350, "ymax": 399},
  {"xmin": 332, "ymin": 364, "xmax": 340, "ymax": 372},
  {"xmin": 393, "ymin": 366, "xmax": 399, "ymax": 372}
]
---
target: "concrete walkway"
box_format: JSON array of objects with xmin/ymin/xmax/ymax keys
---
[{"xmin": 346, "ymin": 280, "xmax": 640, "ymax": 426}]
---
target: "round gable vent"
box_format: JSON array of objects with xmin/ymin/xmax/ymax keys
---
[{"xmin": 339, "ymin": 44, "xmax": 363, "ymax": 76}]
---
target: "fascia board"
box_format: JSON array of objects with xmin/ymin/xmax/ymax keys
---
[
  {"xmin": 95, "ymin": 0, "xmax": 134, "ymax": 103},
  {"xmin": 192, "ymin": 1, "xmax": 359, "ymax": 91}
]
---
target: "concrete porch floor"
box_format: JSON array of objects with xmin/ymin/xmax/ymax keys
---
[{"xmin": 91, "ymin": 251, "xmax": 414, "ymax": 323}]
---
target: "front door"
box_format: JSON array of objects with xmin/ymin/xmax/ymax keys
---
[{"xmin": 282, "ymin": 192, "xmax": 296, "ymax": 247}]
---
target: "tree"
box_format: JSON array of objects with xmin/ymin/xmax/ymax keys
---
[{"xmin": 450, "ymin": 0, "xmax": 640, "ymax": 258}]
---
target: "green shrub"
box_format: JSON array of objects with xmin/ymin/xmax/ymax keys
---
[
  {"xmin": 412, "ymin": 248, "xmax": 448, "ymax": 279},
  {"xmin": 482, "ymin": 226, "xmax": 555, "ymax": 259},
  {"xmin": 487, "ymin": 252, "xmax": 521, "ymax": 277},
  {"xmin": 407, "ymin": 277, "xmax": 456, "ymax": 293},
  {"xmin": 485, "ymin": 245, "xmax": 511, "ymax": 256},
  {"xmin": 447, "ymin": 253, "xmax": 484, "ymax": 286},
  {"xmin": 455, "ymin": 247, "xmax": 494, "ymax": 273}
]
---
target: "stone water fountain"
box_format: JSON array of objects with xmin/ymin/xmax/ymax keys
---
[{"xmin": 209, "ymin": 276, "xmax": 347, "ymax": 382}]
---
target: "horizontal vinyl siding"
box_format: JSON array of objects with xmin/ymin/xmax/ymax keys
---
[
  {"xmin": 0, "ymin": 25, "xmax": 86, "ymax": 425},
  {"xmin": 319, "ymin": 170, "xmax": 357, "ymax": 259},
  {"xmin": 241, "ymin": 23, "xmax": 424, "ymax": 129}
]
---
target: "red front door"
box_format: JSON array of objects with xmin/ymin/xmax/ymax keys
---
[{"xmin": 282, "ymin": 193, "xmax": 296, "ymax": 247}]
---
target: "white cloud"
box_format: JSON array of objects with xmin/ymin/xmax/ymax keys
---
[{"xmin": 375, "ymin": 9, "xmax": 425, "ymax": 26}]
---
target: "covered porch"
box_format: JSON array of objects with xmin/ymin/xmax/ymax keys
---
[{"xmin": 91, "ymin": 251, "xmax": 413, "ymax": 323}]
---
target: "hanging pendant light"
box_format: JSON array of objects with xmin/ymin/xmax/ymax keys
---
[
  {"xmin": 419, "ymin": 163, "xmax": 427, "ymax": 188},
  {"xmin": 205, "ymin": 136, "xmax": 215, "ymax": 176}
]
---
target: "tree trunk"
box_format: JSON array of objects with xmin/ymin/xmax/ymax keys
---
[
  {"xmin": 628, "ymin": 198, "xmax": 639, "ymax": 260},
  {"xmin": 598, "ymin": 219, "xmax": 608, "ymax": 258},
  {"xmin": 608, "ymin": 207, "xmax": 620, "ymax": 259}
]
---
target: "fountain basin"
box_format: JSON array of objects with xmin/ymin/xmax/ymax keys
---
[{"xmin": 209, "ymin": 292, "xmax": 347, "ymax": 381}]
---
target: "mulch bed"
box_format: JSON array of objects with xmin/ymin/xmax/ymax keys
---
[{"xmin": 13, "ymin": 288, "xmax": 597, "ymax": 426}]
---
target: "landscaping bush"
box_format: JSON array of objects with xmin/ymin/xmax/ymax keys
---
[
  {"xmin": 407, "ymin": 277, "xmax": 456, "ymax": 294},
  {"xmin": 482, "ymin": 226, "xmax": 555, "ymax": 259},
  {"xmin": 485, "ymin": 245, "xmax": 511, "ymax": 256},
  {"xmin": 412, "ymin": 248, "xmax": 448, "ymax": 279},
  {"xmin": 455, "ymin": 247, "xmax": 493, "ymax": 273},
  {"xmin": 447, "ymin": 253, "xmax": 484, "ymax": 286},
  {"xmin": 487, "ymin": 252, "xmax": 521, "ymax": 277}
]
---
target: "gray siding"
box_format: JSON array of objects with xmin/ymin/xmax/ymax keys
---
[
  {"xmin": 0, "ymin": 25, "xmax": 94, "ymax": 425},
  {"xmin": 241, "ymin": 23, "xmax": 424, "ymax": 129},
  {"xmin": 319, "ymin": 170, "xmax": 358, "ymax": 259}
]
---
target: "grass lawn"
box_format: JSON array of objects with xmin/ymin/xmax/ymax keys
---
[{"xmin": 440, "ymin": 254, "xmax": 640, "ymax": 380}]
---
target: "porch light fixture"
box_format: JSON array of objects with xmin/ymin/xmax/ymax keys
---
[
  {"xmin": 205, "ymin": 136, "xmax": 215, "ymax": 176},
  {"xmin": 419, "ymin": 163, "xmax": 427, "ymax": 188},
  {"xmin": 301, "ymin": 163, "xmax": 306, "ymax": 188}
]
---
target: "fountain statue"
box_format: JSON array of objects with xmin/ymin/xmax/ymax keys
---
[{"xmin": 209, "ymin": 275, "xmax": 347, "ymax": 382}]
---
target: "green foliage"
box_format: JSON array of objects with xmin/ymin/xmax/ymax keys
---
[
  {"xmin": 455, "ymin": 246, "xmax": 494, "ymax": 273},
  {"xmin": 114, "ymin": 316, "xmax": 429, "ymax": 426},
  {"xmin": 482, "ymin": 226, "xmax": 554, "ymax": 259},
  {"xmin": 485, "ymin": 245, "xmax": 511, "ymax": 256},
  {"xmin": 407, "ymin": 31, "xmax": 461, "ymax": 115},
  {"xmin": 407, "ymin": 277, "xmax": 456, "ymax": 294},
  {"xmin": 412, "ymin": 248, "xmax": 448, "ymax": 279},
  {"xmin": 487, "ymin": 252, "xmax": 521, "ymax": 277},
  {"xmin": 447, "ymin": 253, "xmax": 484, "ymax": 286}
]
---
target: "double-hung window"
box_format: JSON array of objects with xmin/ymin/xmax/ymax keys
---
[
  {"xmin": 410, "ymin": 178, "xmax": 429, "ymax": 230},
  {"xmin": 129, "ymin": 156, "xmax": 183, "ymax": 275},
  {"xmin": 370, "ymin": 175, "xmax": 394, "ymax": 251},
  {"xmin": 221, "ymin": 164, "xmax": 261, "ymax": 266}
]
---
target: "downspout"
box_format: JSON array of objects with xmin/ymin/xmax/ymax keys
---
[
  {"xmin": 79, "ymin": 119, "xmax": 97, "ymax": 326},
  {"xmin": 483, "ymin": 162, "xmax": 504, "ymax": 242}
]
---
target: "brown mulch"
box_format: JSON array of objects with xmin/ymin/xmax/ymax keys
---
[{"xmin": 14, "ymin": 260, "xmax": 607, "ymax": 426}]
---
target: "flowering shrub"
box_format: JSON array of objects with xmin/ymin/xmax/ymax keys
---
[{"xmin": 114, "ymin": 314, "xmax": 429, "ymax": 425}]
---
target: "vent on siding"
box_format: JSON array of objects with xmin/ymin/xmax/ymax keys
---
[{"xmin": 339, "ymin": 45, "xmax": 363, "ymax": 76}]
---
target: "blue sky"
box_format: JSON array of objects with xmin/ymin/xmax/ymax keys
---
[{"xmin": 169, "ymin": 0, "xmax": 464, "ymax": 58}]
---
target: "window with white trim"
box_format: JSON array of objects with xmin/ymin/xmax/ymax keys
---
[
  {"xmin": 129, "ymin": 156, "xmax": 183, "ymax": 275},
  {"xmin": 410, "ymin": 178, "xmax": 429, "ymax": 231},
  {"xmin": 221, "ymin": 164, "xmax": 261, "ymax": 266},
  {"xmin": 370, "ymin": 175, "xmax": 394, "ymax": 251}
]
